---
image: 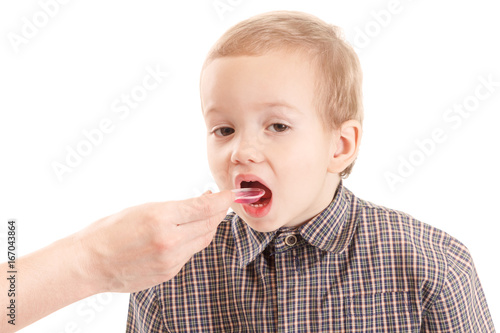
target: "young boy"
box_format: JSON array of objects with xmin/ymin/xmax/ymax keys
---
[{"xmin": 127, "ymin": 11, "xmax": 495, "ymax": 332}]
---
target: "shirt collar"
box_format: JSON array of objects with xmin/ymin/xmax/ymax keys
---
[{"xmin": 231, "ymin": 180, "xmax": 358, "ymax": 268}]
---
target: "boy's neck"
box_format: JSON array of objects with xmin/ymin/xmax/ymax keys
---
[{"xmin": 287, "ymin": 173, "xmax": 341, "ymax": 228}]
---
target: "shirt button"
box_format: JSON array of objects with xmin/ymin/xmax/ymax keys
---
[{"xmin": 285, "ymin": 235, "xmax": 297, "ymax": 247}]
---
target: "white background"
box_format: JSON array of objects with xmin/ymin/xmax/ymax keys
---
[{"xmin": 1, "ymin": 0, "xmax": 499, "ymax": 331}]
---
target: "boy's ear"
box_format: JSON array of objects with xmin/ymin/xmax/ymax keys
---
[{"xmin": 327, "ymin": 120, "xmax": 362, "ymax": 174}]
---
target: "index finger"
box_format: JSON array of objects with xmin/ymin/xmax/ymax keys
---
[{"xmin": 171, "ymin": 190, "xmax": 235, "ymax": 225}]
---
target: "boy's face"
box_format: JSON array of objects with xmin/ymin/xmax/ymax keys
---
[{"xmin": 201, "ymin": 50, "xmax": 341, "ymax": 232}]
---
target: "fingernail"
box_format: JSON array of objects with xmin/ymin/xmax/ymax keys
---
[{"xmin": 203, "ymin": 190, "xmax": 212, "ymax": 195}]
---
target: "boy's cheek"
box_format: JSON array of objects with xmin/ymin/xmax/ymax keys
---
[{"xmin": 209, "ymin": 160, "xmax": 234, "ymax": 190}]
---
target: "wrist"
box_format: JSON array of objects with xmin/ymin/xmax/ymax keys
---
[{"xmin": 63, "ymin": 230, "xmax": 105, "ymax": 297}]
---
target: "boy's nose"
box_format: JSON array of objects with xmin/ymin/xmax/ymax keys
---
[{"xmin": 230, "ymin": 137, "xmax": 265, "ymax": 164}]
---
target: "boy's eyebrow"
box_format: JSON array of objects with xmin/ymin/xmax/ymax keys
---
[
  {"xmin": 258, "ymin": 102, "xmax": 303, "ymax": 115},
  {"xmin": 205, "ymin": 102, "xmax": 303, "ymax": 116}
]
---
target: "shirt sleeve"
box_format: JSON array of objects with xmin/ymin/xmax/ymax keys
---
[
  {"xmin": 126, "ymin": 286, "xmax": 166, "ymax": 333},
  {"xmin": 422, "ymin": 236, "xmax": 496, "ymax": 332}
]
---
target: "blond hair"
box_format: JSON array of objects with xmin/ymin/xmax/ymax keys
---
[{"xmin": 201, "ymin": 11, "xmax": 363, "ymax": 178}]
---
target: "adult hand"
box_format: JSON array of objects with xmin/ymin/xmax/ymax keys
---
[{"xmin": 79, "ymin": 189, "xmax": 235, "ymax": 294}]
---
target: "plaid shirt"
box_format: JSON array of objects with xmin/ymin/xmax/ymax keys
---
[{"xmin": 126, "ymin": 181, "xmax": 495, "ymax": 332}]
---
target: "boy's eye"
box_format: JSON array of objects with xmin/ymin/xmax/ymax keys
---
[
  {"xmin": 214, "ymin": 127, "xmax": 235, "ymax": 137},
  {"xmin": 212, "ymin": 123, "xmax": 289, "ymax": 136},
  {"xmin": 268, "ymin": 123, "xmax": 289, "ymax": 133}
]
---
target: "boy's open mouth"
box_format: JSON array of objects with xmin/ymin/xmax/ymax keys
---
[{"xmin": 240, "ymin": 181, "xmax": 272, "ymax": 207}]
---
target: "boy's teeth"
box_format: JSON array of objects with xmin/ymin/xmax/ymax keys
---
[{"xmin": 248, "ymin": 201, "xmax": 268, "ymax": 208}]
